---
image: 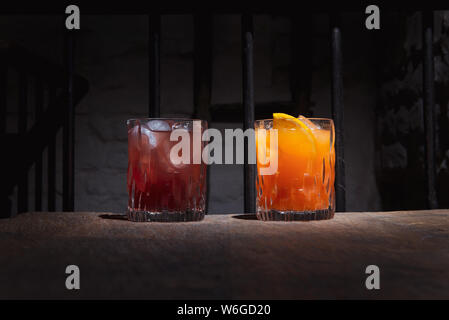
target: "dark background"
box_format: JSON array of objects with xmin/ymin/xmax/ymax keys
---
[{"xmin": 1, "ymin": 4, "xmax": 448, "ymax": 215}]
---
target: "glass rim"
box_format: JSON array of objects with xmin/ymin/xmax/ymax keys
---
[
  {"xmin": 127, "ymin": 118, "xmax": 206, "ymax": 125},
  {"xmin": 254, "ymin": 117, "xmax": 334, "ymax": 122}
]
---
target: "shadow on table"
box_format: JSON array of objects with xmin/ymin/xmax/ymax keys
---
[
  {"xmin": 231, "ymin": 214, "xmax": 257, "ymax": 220},
  {"xmin": 99, "ymin": 214, "xmax": 128, "ymax": 221}
]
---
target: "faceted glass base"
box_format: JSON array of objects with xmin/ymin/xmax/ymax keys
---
[
  {"xmin": 126, "ymin": 210, "xmax": 205, "ymax": 222},
  {"xmin": 256, "ymin": 208, "xmax": 334, "ymax": 221}
]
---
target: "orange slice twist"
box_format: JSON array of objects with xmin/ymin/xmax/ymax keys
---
[{"xmin": 272, "ymin": 113, "xmax": 318, "ymax": 152}]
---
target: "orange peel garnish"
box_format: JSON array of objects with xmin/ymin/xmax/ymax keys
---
[{"xmin": 273, "ymin": 113, "xmax": 318, "ymax": 149}]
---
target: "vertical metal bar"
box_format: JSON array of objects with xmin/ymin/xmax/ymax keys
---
[
  {"xmin": 35, "ymin": 78, "xmax": 44, "ymax": 211},
  {"xmin": 194, "ymin": 13, "xmax": 213, "ymax": 214},
  {"xmin": 373, "ymin": 23, "xmax": 384, "ymax": 210},
  {"xmin": 0, "ymin": 60, "xmax": 11, "ymax": 217},
  {"xmin": 290, "ymin": 14, "xmax": 313, "ymax": 117},
  {"xmin": 194, "ymin": 13, "xmax": 213, "ymax": 122},
  {"xmin": 18, "ymin": 72, "xmax": 28, "ymax": 213},
  {"xmin": 0, "ymin": 64, "xmax": 6, "ymax": 133},
  {"xmin": 422, "ymin": 11, "xmax": 438, "ymax": 209},
  {"xmin": 242, "ymin": 14, "xmax": 256, "ymax": 214},
  {"xmin": 330, "ymin": 14, "xmax": 346, "ymax": 212},
  {"xmin": 63, "ymin": 31, "xmax": 75, "ymax": 212},
  {"xmin": 48, "ymin": 85, "xmax": 56, "ymax": 212},
  {"xmin": 149, "ymin": 14, "xmax": 161, "ymax": 118}
]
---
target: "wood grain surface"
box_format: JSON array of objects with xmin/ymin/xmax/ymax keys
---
[{"xmin": 0, "ymin": 210, "xmax": 448, "ymax": 299}]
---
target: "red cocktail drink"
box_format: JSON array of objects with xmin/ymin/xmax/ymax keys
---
[{"xmin": 127, "ymin": 119, "xmax": 207, "ymax": 222}]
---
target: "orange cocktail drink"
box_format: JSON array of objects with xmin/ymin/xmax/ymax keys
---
[{"xmin": 255, "ymin": 114, "xmax": 335, "ymax": 221}]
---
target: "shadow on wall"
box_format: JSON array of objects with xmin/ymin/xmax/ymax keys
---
[{"xmin": 377, "ymin": 12, "xmax": 449, "ymax": 210}]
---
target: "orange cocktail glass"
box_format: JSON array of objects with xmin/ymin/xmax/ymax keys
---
[{"xmin": 255, "ymin": 116, "xmax": 335, "ymax": 221}]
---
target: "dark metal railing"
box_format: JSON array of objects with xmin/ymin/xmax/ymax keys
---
[
  {"xmin": 149, "ymin": 13, "xmax": 161, "ymax": 118},
  {"xmin": 0, "ymin": 38, "xmax": 88, "ymax": 217},
  {"xmin": 422, "ymin": 10, "xmax": 438, "ymax": 209},
  {"xmin": 0, "ymin": 61, "xmax": 5, "ymax": 134},
  {"xmin": 17, "ymin": 72, "xmax": 29, "ymax": 214},
  {"xmin": 47, "ymin": 85, "xmax": 57, "ymax": 212},
  {"xmin": 147, "ymin": 11, "xmax": 440, "ymax": 213},
  {"xmin": 63, "ymin": 31, "xmax": 75, "ymax": 212},
  {"xmin": 290, "ymin": 14, "xmax": 313, "ymax": 117},
  {"xmin": 2, "ymin": 9, "xmax": 440, "ymax": 216},
  {"xmin": 35, "ymin": 77, "xmax": 44, "ymax": 211},
  {"xmin": 142, "ymin": 13, "xmax": 347, "ymax": 213},
  {"xmin": 242, "ymin": 14, "xmax": 256, "ymax": 214},
  {"xmin": 194, "ymin": 13, "xmax": 213, "ymax": 121},
  {"xmin": 330, "ymin": 14, "xmax": 346, "ymax": 212}
]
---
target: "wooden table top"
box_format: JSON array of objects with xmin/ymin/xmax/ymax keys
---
[{"xmin": 0, "ymin": 210, "xmax": 448, "ymax": 299}]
